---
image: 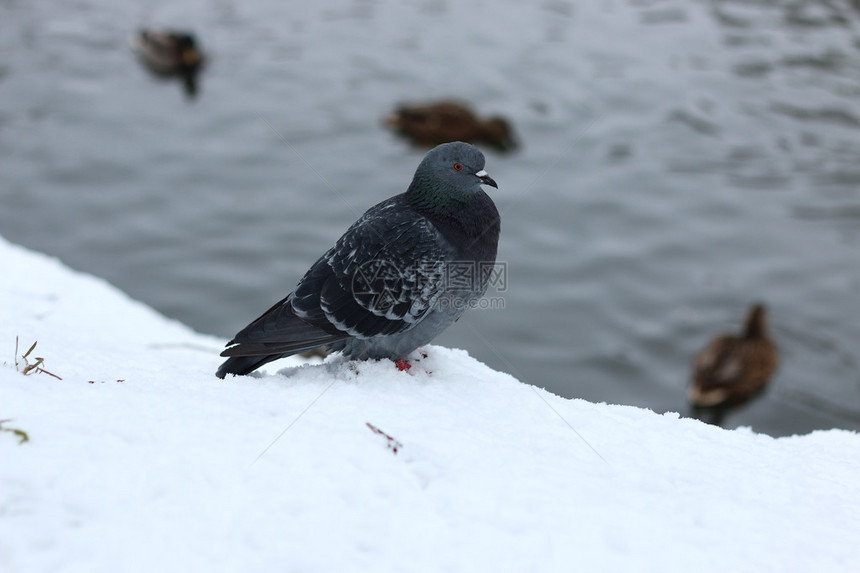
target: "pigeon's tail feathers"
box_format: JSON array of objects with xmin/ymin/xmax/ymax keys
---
[
  {"xmin": 216, "ymin": 295, "xmax": 348, "ymax": 378},
  {"xmin": 216, "ymin": 354, "xmax": 285, "ymax": 379},
  {"xmin": 216, "ymin": 335, "xmax": 344, "ymax": 378},
  {"xmin": 220, "ymin": 335, "xmax": 341, "ymax": 358}
]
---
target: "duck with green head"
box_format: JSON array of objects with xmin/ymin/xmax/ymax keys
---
[{"xmin": 131, "ymin": 29, "xmax": 205, "ymax": 97}]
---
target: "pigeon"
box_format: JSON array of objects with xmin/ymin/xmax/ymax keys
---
[
  {"xmin": 130, "ymin": 29, "xmax": 205, "ymax": 97},
  {"xmin": 216, "ymin": 142, "xmax": 500, "ymax": 378},
  {"xmin": 689, "ymin": 303, "xmax": 779, "ymax": 425},
  {"xmin": 385, "ymin": 100, "xmax": 517, "ymax": 152}
]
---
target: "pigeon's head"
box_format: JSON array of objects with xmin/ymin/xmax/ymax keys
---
[{"xmin": 408, "ymin": 142, "xmax": 498, "ymax": 208}]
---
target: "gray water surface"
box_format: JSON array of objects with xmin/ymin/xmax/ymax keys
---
[{"xmin": 2, "ymin": 0, "xmax": 859, "ymax": 436}]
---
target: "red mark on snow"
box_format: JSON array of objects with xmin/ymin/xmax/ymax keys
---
[{"xmin": 366, "ymin": 422, "xmax": 403, "ymax": 454}]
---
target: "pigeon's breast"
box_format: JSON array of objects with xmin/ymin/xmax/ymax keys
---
[{"xmin": 437, "ymin": 191, "xmax": 500, "ymax": 264}]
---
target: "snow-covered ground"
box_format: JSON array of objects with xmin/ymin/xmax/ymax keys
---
[{"xmin": 1, "ymin": 233, "xmax": 858, "ymax": 572}]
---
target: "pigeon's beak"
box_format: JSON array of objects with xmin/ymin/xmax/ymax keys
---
[{"xmin": 476, "ymin": 170, "xmax": 498, "ymax": 189}]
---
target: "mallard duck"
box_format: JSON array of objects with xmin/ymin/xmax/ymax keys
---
[
  {"xmin": 689, "ymin": 303, "xmax": 779, "ymax": 424},
  {"xmin": 385, "ymin": 101, "xmax": 517, "ymax": 152},
  {"xmin": 131, "ymin": 29, "xmax": 205, "ymax": 97}
]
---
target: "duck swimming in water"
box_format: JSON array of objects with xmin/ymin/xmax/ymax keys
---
[
  {"xmin": 385, "ymin": 100, "xmax": 517, "ymax": 152},
  {"xmin": 131, "ymin": 29, "xmax": 205, "ymax": 97},
  {"xmin": 689, "ymin": 303, "xmax": 779, "ymax": 425}
]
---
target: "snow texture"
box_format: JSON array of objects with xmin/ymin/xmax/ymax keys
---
[{"xmin": 1, "ymin": 233, "xmax": 859, "ymax": 572}]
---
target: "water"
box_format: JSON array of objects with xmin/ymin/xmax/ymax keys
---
[{"xmin": 2, "ymin": 0, "xmax": 859, "ymax": 436}]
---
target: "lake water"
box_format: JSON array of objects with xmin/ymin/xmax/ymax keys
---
[{"xmin": 2, "ymin": 0, "xmax": 859, "ymax": 436}]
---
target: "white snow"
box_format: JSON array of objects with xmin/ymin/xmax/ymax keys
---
[{"xmin": 1, "ymin": 233, "xmax": 858, "ymax": 573}]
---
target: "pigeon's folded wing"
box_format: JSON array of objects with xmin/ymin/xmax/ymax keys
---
[{"xmin": 291, "ymin": 200, "xmax": 454, "ymax": 339}]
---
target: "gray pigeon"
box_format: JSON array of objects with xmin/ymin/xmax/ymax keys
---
[{"xmin": 216, "ymin": 141, "xmax": 500, "ymax": 378}]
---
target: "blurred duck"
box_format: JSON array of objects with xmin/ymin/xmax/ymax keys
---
[
  {"xmin": 131, "ymin": 29, "xmax": 205, "ymax": 97},
  {"xmin": 385, "ymin": 100, "xmax": 517, "ymax": 152},
  {"xmin": 689, "ymin": 303, "xmax": 779, "ymax": 425}
]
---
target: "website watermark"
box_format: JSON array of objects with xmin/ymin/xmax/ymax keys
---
[{"xmin": 435, "ymin": 295, "xmax": 506, "ymax": 311}]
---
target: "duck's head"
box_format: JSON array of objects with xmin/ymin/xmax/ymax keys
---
[
  {"xmin": 743, "ymin": 303, "xmax": 769, "ymax": 339},
  {"xmin": 174, "ymin": 34, "xmax": 203, "ymax": 70}
]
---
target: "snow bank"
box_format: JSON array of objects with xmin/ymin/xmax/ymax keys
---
[{"xmin": 1, "ymin": 234, "xmax": 858, "ymax": 573}]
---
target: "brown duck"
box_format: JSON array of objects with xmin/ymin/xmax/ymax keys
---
[
  {"xmin": 130, "ymin": 29, "xmax": 206, "ymax": 98},
  {"xmin": 385, "ymin": 101, "xmax": 517, "ymax": 152},
  {"xmin": 689, "ymin": 303, "xmax": 779, "ymax": 424}
]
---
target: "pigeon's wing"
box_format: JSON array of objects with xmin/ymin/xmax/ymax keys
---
[{"xmin": 292, "ymin": 198, "xmax": 453, "ymax": 339}]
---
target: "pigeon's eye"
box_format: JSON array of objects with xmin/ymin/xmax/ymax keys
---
[{"xmin": 453, "ymin": 162, "xmax": 463, "ymax": 171}]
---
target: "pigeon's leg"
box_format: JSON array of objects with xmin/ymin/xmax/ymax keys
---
[{"xmin": 395, "ymin": 349, "xmax": 432, "ymax": 373}]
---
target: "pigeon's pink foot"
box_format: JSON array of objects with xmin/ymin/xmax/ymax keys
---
[{"xmin": 395, "ymin": 358, "xmax": 412, "ymax": 371}]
